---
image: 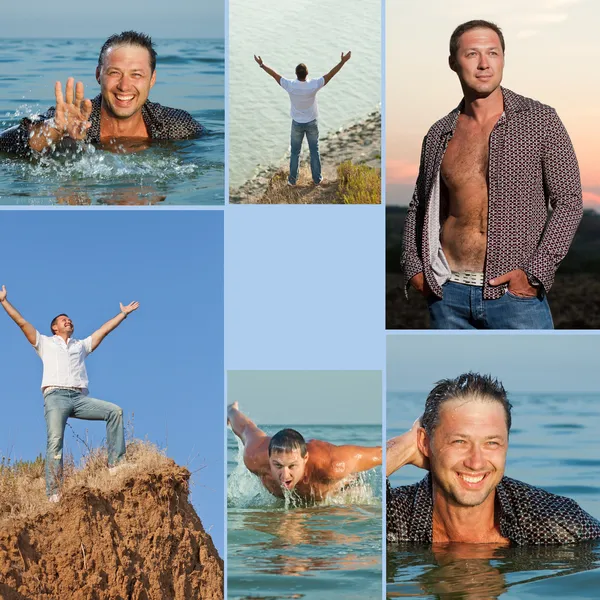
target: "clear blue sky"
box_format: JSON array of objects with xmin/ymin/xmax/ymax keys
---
[
  {"xmin": 0, "ymin": 210, "xmax": 224, "ymax": 555},
  {"xmin": 1, "ymin": 0, "xmax": 223, "ymax": 39},
  {"xmin": 387, "ymin": 334, "xmax": 600, "ymax": 394}
]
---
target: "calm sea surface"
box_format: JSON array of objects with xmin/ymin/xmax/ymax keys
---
[
  {"xmin": 0, "ymin": 38, "xmax": 224, "ymax": 204},
  {"xmin": 387, "ymin": 392, "xmax": 600, "ymax": 599},
  {"xmin": 227, "ymin": 423, "xmax": 382, "ymax": 599},
  {"xmin": 228, "ymin": 0, "xmax": 380, "ymax": 187}
]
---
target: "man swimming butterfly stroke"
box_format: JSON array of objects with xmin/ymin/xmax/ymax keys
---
[{"xmin": 228, "ymin": 403, "xmax": 382, "ymax": 500}]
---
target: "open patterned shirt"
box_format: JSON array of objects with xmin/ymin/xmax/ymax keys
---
[
  {"xmin": 401, "ymin": 88, "xmax": 583, "ymax": 300},
  {"xmin": 0, "ymin": 94, "xmax": 203, "ymax": 156},
  {"xmin": 387, "ymin": 474, "xmax": 600, "ymax": 546}
]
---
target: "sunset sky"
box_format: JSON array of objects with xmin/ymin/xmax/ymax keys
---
[{"xmin": 386, "ymin": 0, "xmax": 600, "ymax": 209}]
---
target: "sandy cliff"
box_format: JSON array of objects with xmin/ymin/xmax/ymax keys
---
[{"xmin": 0, "ymin": 447, "xmax": 223, "ymax": 600}]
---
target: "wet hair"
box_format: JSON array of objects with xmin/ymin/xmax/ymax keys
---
[
  {"xmin": 98, "ymin": 31, "xmax": 157, "ymax": 73},
  {"xmin": 449, "ymin": 20, "xmax": 505, "ymax": 59},
  {"xmin": 421, "ymin": 372, "xmax": 512, "ymax": 437},
  {"xmin": 50, "ymin": 313, "xmax": 69, "ymax": 335},
  {"xmin": 295, "ymin": 63, "xmax": 308, "ymax": 81},
  {"xmin": 268, "ymin": 429, "xmax": 307, "ymax": 457}
]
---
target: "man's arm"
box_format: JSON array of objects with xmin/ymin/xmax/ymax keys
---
[
  {"xmin": 386, "ymin": 419, "xmax": 429, "ymax": 477},
  {"xmin": 90, "ymin": 301, "xmax": 139, "ymax": 352},
  {"xmin": 520, "ymin": 108, "xmax": 583, "ymax": 293},
  {"xmin": 322, "ymin": 51, "xmax": 351, "ymax": 85},
  {"xmin": 0, "ymin": 286, "xmax": 37, "ymax": 345},
  {"xmin": 254, "ymin": 55, "xmax": 282, "ymax": 85},
  {"xmin": 320, "ymin": 441, "xmax": 382, "ymax": 481},
  {"xmin": 227, "ymin": 402, "xmax": 271, "ymax": 475}
]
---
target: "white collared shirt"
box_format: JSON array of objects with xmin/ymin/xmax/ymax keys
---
[
  {"xmin": 34, "ymin": 332, "xmax": 93, "ymax": 393},
  {"xmin": 279, "ymin": 77, "xmax": 325, "ymax": 123}
]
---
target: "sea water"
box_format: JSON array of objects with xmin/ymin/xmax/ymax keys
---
[
  {"xmin": 0, "ymin": 38, "xmax": 224, "ymax": 204},
  {"xmin": 227, "ymin": 423, "xmax": 382, "ymax": 599},
  {"xmin": 228, "ymin": 0, "xmax": 381, "ymax": 188},
  {"xmin": 387, "ymin": 392, "xmax": 600, "ymax": 599}
]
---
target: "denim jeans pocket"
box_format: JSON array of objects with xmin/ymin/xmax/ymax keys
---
[{"xmin": 505, "ymin": 289, "xmax": 539, "ymax": 301}]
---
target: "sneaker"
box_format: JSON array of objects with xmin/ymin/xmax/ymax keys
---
[
  {"xmin": 314, "ymin": 178, "xmax": 324, "ymax": 186},
  {"xmin": 48, "ymin": 493, "xmax": 61, "ymax": 503},
  {"xmin": 286, "ymin": 180, "xmax": 296, "ymax": 187}
]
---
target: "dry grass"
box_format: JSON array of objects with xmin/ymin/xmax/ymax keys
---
[
  {"xmin": 336, "ymin": 161, "xmax": 381, "ymax": 204},
  {"xmin": 0, "ymin": 440, "xmax": 173, "ymax": 527},
  {"xmin": 252, "ymin": 161, "xmax": 381, "ymax": 204},
  {"xmin": 258, "ymin": 166, "xmax": 339, "ymax": 204}
]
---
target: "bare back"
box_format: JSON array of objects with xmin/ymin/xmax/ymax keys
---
[{"xmin": 440, "ymin": 113, "xmax": 500, "ymax": 272}]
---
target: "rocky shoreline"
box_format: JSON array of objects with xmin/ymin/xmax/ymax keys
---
[{"xmin": 230, "ymin": 110, "xmax": 381, "ymax": 203}]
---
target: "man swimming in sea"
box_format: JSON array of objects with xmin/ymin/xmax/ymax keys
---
[
  {"xmin": 228, "ymin": 402, "xmax": 381, "ymax": 500},
  {"xmin": 0, "ymin": 31, "xmax": 203, "ymax": 156}
]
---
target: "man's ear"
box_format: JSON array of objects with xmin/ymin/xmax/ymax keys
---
[
  {"xmin": 303, "ymin": 452, "xmax": 309, "ymax": 464},
  {"xmin": 96, "ymin": 66, "xmax": 101, "ymax": 85},
  {"xmin": 448, "ymin": 55, "xmax": 457, "ymax": 73},
  {"xmin": 417, "ymin": 427, "xmax": 431, "ymax": 458},
  {"xmin": 150, "ymin": 70, "xmax": 156, "ymax": 89}
]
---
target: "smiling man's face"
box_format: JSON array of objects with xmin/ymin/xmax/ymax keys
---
[
  {"xmin": 52, "ymin": 315, "xmax": 74, "ymax": 336},
  {"xmin": 419, "ymin": 396, "xmax": 509, "ymax": 508},
  {"xmin": 450, "ymin": 27, "xmax": 504, "ymax": 97},
  {"xmin": 269, "ymin": 449, "xmax": 309, "ymax": 491},
  {"xmin": 96, "ymin": 44, "xmax": 156, "ymax": 120}
]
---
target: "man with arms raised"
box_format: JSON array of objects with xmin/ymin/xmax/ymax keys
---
[
  {"xmin": 402, "ymin": 20, "xmax": 582, "ymax": 329},
  {"xmin": 0, "ymin": 285, "xmax": 139, "ymax": 502},
  {"xmin": 387, "ymin": 373, "xmax": 600, "ymax": 544},
  {"xmin": 0, "ymin": 31, "xmax": 203, "ymax": 155},
  {"xmin": 228, "ymin": 402, "xmax": 381, "ymax": 500},
  {"xmin": 254, "ymin": 52, "xmax": 351, "ymax": 186}
]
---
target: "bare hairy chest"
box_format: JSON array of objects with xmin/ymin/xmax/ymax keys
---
[{"xmin": 441, "ymin": 120, "xmax": 495, "ymax": 190}]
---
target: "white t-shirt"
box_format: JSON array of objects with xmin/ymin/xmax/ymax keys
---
[
  {"xmin": 34, "ymin": 332, "xmax": 93, "ymax": 394},
  {"xmin": 279, "ymin": 77, "xmax": 325, "ymax": 123}
]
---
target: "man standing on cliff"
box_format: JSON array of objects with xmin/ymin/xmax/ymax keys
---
[
  {"xmin": 0, "ymin": 31, "xmax": 203, "ymax": 155},
  {"xmin": 401, "ymin": 20, "xmax": 582, "ymax": 329},
  {"xmin": 254, "ymin": 52, "xmax": 351, "ymax": 186},
  {"xmin": 0, "ymin": 285, "xmax": 139, "ymax": 501}
]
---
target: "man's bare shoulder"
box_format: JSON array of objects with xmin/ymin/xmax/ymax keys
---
[
  {"xmin": 306, "ymin": 439, "xmax": 335, "ymax": 465},
  {"xmin": 243, "ymin": 436, "xmax": 271, "ymax": 475}
]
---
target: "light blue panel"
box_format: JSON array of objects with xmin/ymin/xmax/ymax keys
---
[{"xmin": 225, "ymin": 205, "xmax": 384, "ymax": 369}]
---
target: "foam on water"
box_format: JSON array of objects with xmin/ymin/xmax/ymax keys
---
[
  {"xmin": 18, "ymin": 146, "xmax": 198, "ymax": 182},
  {"xmin": 227, "ymin": 435, "xmax": 276, "ymax": 508}
]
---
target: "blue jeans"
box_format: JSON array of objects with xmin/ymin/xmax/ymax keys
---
[
  {"xmin": 427, "ymin": 281, "xmax": 554, "ymax": 329},
  {"xmin": 289, "ymin": 119, "xmax": 322, "ymax": 185},
  {"xmin": 43, "ymin": 388, "xmax": 125, "ymax": 495}
]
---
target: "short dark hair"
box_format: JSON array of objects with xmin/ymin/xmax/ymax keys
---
[
  {"xmin": 98, "ymin": 31, "xmax": 157, "ymax": 73},
  {"xmin": 449, "ymin": 20, "xmax": 505, "ymax": 59},
  {"xmin": 295, "ymin": 63, "xmax": 308, "ymax": 80},
  {"xmin": 50, "ymin": 313, "xmax": 69, "ymax": 335},
  {"xmin": 268, "ymin": 429, "xmax": 307, "ymax": 457},
  {"xmin": 421, "ymin": 372, "xmax": 512, "ymax": 437}
]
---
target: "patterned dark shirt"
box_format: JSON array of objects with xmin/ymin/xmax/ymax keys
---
[
  {"xmin": 0, "ymin": 94, "xmax": 203, "ymax": 155},
  {"xmin": 387, "ymin": 474, "xmax": 600, "ymax": 546},
  {"xmin": 401, "ymin": 87, "xmax": 583, "ymax": 300}
]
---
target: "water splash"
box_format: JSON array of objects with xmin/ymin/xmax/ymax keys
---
[
  {"xmin": 15, "ymin": 144, "xmax": 198, "ymax": 183},
  {"xmin": 227, "ymin": 435, "xmax": 276, "ymax": 509}
]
